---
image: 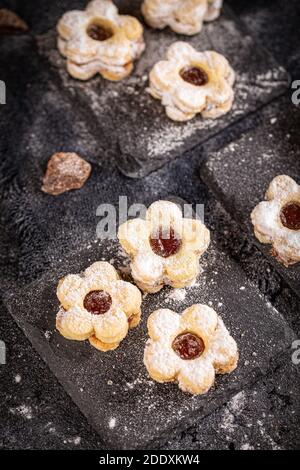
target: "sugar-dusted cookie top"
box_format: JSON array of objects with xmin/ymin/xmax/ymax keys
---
[
  {"xmin": 144, "ymin": 304, "xmax": 238, "ymax": 395},
  {"xmin": 142, "ymin": 0, "xmax": 223, "ymax": 36},
  {"xmin": 148, "ymin": 42, "xmax": 235, "ymax": 122},
  {"xmin": 56, "ymin": 261, "xmax": 142, "ymax": 351},
  {"xmin": 251, "ymin": 175, "xmax": 300, "ymax": 266},
  {"xmin": 57, "ymin": 0, "xmax": 145, "ymax": 81},
  {"xmin": 118, "ymin": 200, "xmax": 210, "ymax": 293}
]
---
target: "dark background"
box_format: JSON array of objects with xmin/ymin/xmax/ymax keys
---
[{"xmin": 0, "ymin": 0, "xmax": 300, "ymax": 450}]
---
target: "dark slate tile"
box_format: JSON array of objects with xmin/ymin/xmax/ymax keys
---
[
  {"xmin": 227, "ymin": 0, "xmax": 300, "ymax": 79},
  {"xmin": 36, "ymin": 3, "xmax": 289, "ymax": 178},
  {"xmin": 163, "ymin": 359, "xmax": 300, "ymax": 450},
  {"xmin": 4, "ymin": 228, "xmax": 295, "ymax": 448},
  {"xmin": 201, "ymin": 96, "xmax": 300, "ymax": 298},
  {"xmin": 1, "ymin": 0, "xmax": 299, "ymax": 452},
  {"xmin": 0, "ymin": 299, "xmax": 105, "ymax": 450}
]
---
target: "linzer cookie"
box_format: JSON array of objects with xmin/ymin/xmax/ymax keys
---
[
  {"xmin": 57, "ymin": 0, "xmax": 145, "ymax": 81},
  {"xmin": 144, "ymin": 305, "xmax": 238, "ymax": 395},
  {"xmin": 141, "ymin": 0, "xmax": 223, "ymax": 36},
  {"xmin": 56, "ymin": 261, "xmax": 142, "ymax": 351},
  {"xmin": 251, "ymin": 175, "xmax": 300, "ymax": 266},
  {"xmin": 118, "ymin": 200, "xmax": 210, "ymax": 293},
  {"xmin": 148, "ymin": 42, "xmax": 235, "ymax": 121}
]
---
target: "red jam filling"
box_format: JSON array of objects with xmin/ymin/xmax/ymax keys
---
[
  {"xmin": 180, "ymin": 66, "xmax": 209, "ymax": 86},
  {"xmin": 87, "ymin": 23, "xmax": 113, "ymax": 41},
  {"xmin": 280, "ymin": 202, "xmax": 300, "ymax": 230},
  {"xmin": 83, "ymin": 290, "xmax": 112, "ymax": 315},
  {"xmin": 172, "ymin": 333, "xmax": 205, "ymax": 360},
  {"xmin": 149, "ymin": 226, "xmax": 182, "ymax": 258}
]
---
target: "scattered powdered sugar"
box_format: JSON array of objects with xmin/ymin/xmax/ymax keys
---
[
  {"xmin": 109, "ymin": 418, "xmax": 116, "ymax": 429},
  {"xmin": 146, "ymin": 118, "xmax": 219, "ymax": 158},
  {"xmin": 166, "ymin": 288, "xmax": 186, "ymax": 302},
  {"xmin": 66, "ymin": 436, "xmax": 81, "ymax": 446},
  {"xmin": 44, "ymin": 330, "xmax": 52, "ymax": 340},
  {"xmin": 228, "ymin": 391, "xmax": 246, "ymax": 414},
  {"xmin": 14, "ymin": 374, "xmax": 21, "ymax": 383},
  {"xmin": 220, "ymin": 391, "xmax": 246, "ymax": 433},
  {"xmin": 63, "ymin": 436, "xmax": 82, "ymax": 445},
  {"xmin": 257, "ymin": 420, "xmax": 282, "ymax": 450},
  {"xmin": 124, "ymin": 375, "xmax": 148, "ymax": 390},
  {"xmin": 220, "ymin": 408, "xmax": 235, "ymax": 433},
  {"xmin": 10, "ymin": 404, "xmax": 33, "ymax": 420},
  {"xmin": 240, "ymin": 443, "xmax": 254, "ymax": 450}
]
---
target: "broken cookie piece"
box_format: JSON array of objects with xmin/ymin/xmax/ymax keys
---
[
  {"xmin": 0, "ymin": 9, "xmax": 28, "ymax": 34},
  {"xmin": 42, "ymin": 152, "xmax": 91, "ymax": 196}
]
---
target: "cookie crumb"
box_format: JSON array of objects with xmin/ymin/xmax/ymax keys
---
[
  {"xmin": 0, "ymin": 9, "xmax": 28, "ymax": 34},
  {"xmin": 42, "ymin": 152, "xmax": 91, "ymax": 196}
]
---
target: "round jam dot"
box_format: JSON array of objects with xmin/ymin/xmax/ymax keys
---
[
  {"xmin": 83, "ymin": 290, "xmax": 112, "ymax": 315},
  {"xmin": 149, "ymin": 227, "xmax": 182, "ymax": 258},
  {"xmin": 180, "ymin": 66, "xmax": 209, "ymax": 86},
  {"xmin": 172, "ymin": 333, "xmax": 205, "ymax": 360},
  {"xmin": 280, "ymin": 202, "xmax": 300, "ymax": 231},
  {"xmin": 87, "ymin": 23, "xmax": 113, "ymax": 41}
]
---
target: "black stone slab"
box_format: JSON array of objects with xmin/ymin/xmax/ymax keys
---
[
  {"xmin": 37, "ymin": 2, "xmax": 289, "ymax": 178},
  {"xmin": 1, "ymin": 0, "xmax": 299, "ymax": 451},
  {"xmin": 227, "ymin": 0, "xmax": 300, "ymax": 79},
  {"xmin": 4, "ymin": 228, "xmax": 295, "ymax": 448},
  {"xmin": 163, "ymin": 359, "xmax": 300, "ymax": 450},
  {"xmin": 201, "ymin": 96, "xmax": 300, "ymax": 298}
]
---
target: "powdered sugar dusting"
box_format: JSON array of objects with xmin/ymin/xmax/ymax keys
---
[
  {"xmin": 10, "ymin": 405, "xmax": 33, "ymax": 420},
  {"xmin": 109, "ymin": 417, "xmax": 116, "ymax": 429},
  {"xmin": 145, "ymin": 306, "xmax": 238, "ymax": 394},
  {"xmin": 166, "ymin": 288, "xmax": 186, "ymax": 302}
]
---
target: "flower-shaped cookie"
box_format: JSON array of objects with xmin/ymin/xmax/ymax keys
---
[
  {"xmin": 142, "ymin": 0, "xmax": 223, "ymax": 36},
  {"xmin": 144, "ymin": 305, "xmax": 238, "ymax": 395},
  {"xmin": 118, "ymin": 200, "xmax": 210, "ymax": 293},
  {"xmin": 56, "ymin": 261, "xmax": 142, "ymax": 351},
  {"xmin": 251, "ymin": 175, "xmax": 300, "ymax": 267},
  {"xmin": 148, "ymin": 42, "xmax": 235, "ymax": 121},
  {"xmin": 57, "ymin": 0, "xmax": 145, "ymax": 81}
]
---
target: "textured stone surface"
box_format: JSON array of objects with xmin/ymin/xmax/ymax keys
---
[
  {"xmin": 163, "ymin": 359, "xmax": 300, "ymax": 450},
  {"xmin": 4, "ymin": 233, "xmax": 295, "ymax": 449},
  {"xmin": 0, "ymin": 0, "xmax": 300, "ymax": 451},
  {"xmin": 36, "ymin": 2, "xmax": 289, "ymax": 178},
  {"xmin": 201, "ymin": 96, "xmax": 300, "ymax": 298},
  {"xmin": 227, "ymin": 0, "xmax": 300, "ymax": 79}
]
